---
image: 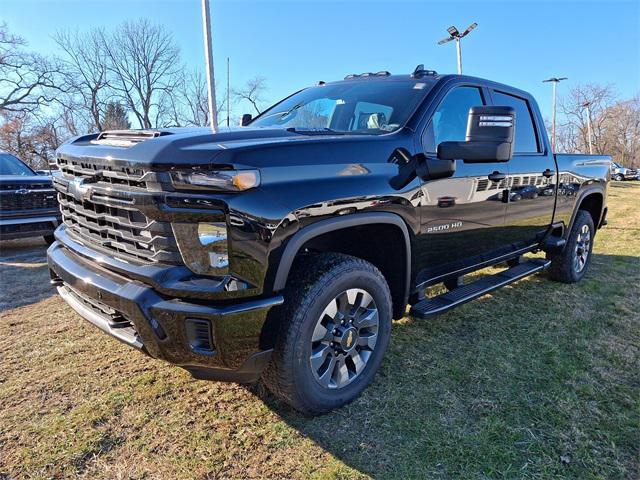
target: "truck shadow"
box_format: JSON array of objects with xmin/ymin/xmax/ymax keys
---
[
  {"xmin": 0, "ymin": 239, "xmax": 55, "ymax": 310},
  {"xmin": 252, "ymin": 251, "xmax": 639, "ymax": 478}
]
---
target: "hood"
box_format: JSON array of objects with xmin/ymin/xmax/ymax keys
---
[
  {"xmin": 56, "ymin": 126, "xmax": 403, "ymax": 171},
  {"xmin": 0, "ymin": 175, "xmax": 53, "ymax": 188}
]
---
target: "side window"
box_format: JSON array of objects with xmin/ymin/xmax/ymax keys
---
[
  {"xmin": 493, "ymin": 91, "xmax": 539, "ymax": 153},
  {"xmin": 423, "ymin": 86, "xmax": 484, "ymax": 152}
]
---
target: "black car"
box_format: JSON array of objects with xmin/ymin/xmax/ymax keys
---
[
  {"xmin": 47, "ymin": 69, "xmax": 610, "ymax": 414},
  {"xmin": 0, "ymin": 152, "xmax": 60, "ymax": 244},
  {"xmin": 511, "ymin": 184, "xmax": 539, "ymax": 199}
]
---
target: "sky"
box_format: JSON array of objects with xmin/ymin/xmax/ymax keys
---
[{"xmin": 2, "ymin": 0, "xmax": 639, "ymax": 122}]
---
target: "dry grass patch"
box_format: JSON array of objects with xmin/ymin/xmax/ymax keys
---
[{"xmin": 1, "ymin": 183, "xmax": 639, "ymax": 479}]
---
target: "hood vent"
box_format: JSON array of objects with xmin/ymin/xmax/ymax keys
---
[{"xmin": 91, "ymin": 130, "xmax": 170, "ymax": 148}]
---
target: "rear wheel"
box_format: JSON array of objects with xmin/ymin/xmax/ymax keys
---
[
  {"xmin": 547, "ymin": 210, "xmax": 594, "ymax": 283},
  {"xmin": 263, "ymin": 253, "xmax": 392, "ymax": 415},
  {"xmin": 613, "ymin": 174, "xmax": 623, "ymax": 181}
]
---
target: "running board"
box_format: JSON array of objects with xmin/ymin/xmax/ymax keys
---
[{"xmin": 410, "ymin": 259, "xmax": 551, "ymax": 319}]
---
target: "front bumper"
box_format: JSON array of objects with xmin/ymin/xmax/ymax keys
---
[
  {"xmin": 48, "ymin": 237, "xmax": 283, "ymax": 383},
  {"xmin": 0, "ymin": 213, "xmax": 60, "ymax": 240}
]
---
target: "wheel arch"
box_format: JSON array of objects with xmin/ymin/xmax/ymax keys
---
[
  {"xmin": 272, "ymin": 212, "xmax": 412, "ymax": 319},
  {"xmin": 561, "ymin": 186, "xmax": 605, "ymax": 240},
  {"xmin": 573, "ymin": 189, "xmax": 605, "ymax": 233}
]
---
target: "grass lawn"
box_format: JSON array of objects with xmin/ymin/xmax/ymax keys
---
[{"xmin": 1, "ymin": 183, "xmax": 638, "ymax": 479}]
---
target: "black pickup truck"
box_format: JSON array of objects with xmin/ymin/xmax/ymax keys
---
[
  {"xmin": 48, "ymin": 68, "xmax": 610, "ymax": 414},
  {"xmin": 0, "ymin": 152, "xmax": 60, "ymax": 244}
]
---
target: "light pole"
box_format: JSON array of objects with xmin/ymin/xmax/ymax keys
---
[
  {"xmin": 201, "ymin": 0, "xmax": 218, "ymax": 130},
  {"xmin": 542, "ymin": 77, "xmax": 567, "ymax": 152},
  {"xmin": 438, "ymin": 23, "xmax": 477, "ymax": 74},
  {"xmin": 582, "ymin": 101, "xmax": 594, "ymax": 154}
]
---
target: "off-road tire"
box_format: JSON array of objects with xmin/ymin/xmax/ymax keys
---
[
  {"xmin": 547, "ymin": 210, "xmax": 595, "ymax": 283},
  {"xmin": 262, "ymin": 253, "xmax": 392, "ymax": 415}
]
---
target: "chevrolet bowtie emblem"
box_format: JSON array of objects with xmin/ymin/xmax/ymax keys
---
[
  {"xmin": 346, "ymin": 330, "xmax": 354, "ymax": 348},
  {"xmin": 68, "ymin": 178, "xmax": 92, "ymax": 202}
]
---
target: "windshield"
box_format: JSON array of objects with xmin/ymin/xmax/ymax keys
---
[
  {"xmin": 250, "ymin": 80, "xmax": 432, "ymax": 134},
  {"xmin": 0, "ymin": 153, "xmax": 34, "ymax": 176}
]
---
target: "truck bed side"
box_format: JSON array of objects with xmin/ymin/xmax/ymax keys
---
[{"xmin": 553, "ymin": 153, "xmax": 610, "ymax": 235}]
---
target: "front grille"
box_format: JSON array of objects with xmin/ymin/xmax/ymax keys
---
[
  {"xmin": 55, "ymin": 157, "xmax": 181, "ymax": 265},
  {"xmin": 0, "ymin": 221, "xmax": 54, "ymax": 236},
  {"xmin": 0, "ymin": 189, "xmax": 58, "ymax": 210},
  {"xmin": 0, "ymin": 182, "xmax": 52, "ymax": 190},
  {"xmin": 57, "ymin": 157, "xmax": 148, "ymax": 189}
]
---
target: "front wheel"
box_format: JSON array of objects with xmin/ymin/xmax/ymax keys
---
[
  {"xmin": 262, "ymin": 253, "xmax": 392, "ymax": 415},
  {"xmin": 547, "ymin": 210, "xmax": 595, "ymax": 283}
]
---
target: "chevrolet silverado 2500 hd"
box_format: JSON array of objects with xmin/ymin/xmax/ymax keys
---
[{"xmin": 48, "ymin": 67, "xmax": 610, "ymax": 414}]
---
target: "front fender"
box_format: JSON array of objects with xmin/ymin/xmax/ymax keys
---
[{"xmin": 270, "ymin": 212, "xmax": 412, "ymax": 296}]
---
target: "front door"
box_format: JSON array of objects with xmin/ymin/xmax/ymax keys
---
[
  {"xmin": 414, "ymin": 85, "xmax": 510, "ymax": 285},
  {"xmin": 490, "ymin": 90, "xmax": 556, "ymax": 248}
]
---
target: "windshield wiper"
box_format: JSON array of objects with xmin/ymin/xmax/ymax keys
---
[
  {"xmin": 256, "ymin": 102, "xmax": 305, "ymax": 123},
  {"xmin": 286, "ymin": 127, "xmax": 348, "ymax": 135}
]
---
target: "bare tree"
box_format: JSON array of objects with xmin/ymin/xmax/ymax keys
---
[
  {"xmin": 233, "ymin": 76, "xmax": 268, "ymax": 115},
  {"xmin": 554, "ymin": 121, "xmax": 581, "ymax": 154},
  {"xmin": 602, "ymin": 96, "xmax": 640, "ymax": 168},
  {"xmin": 100, "ymin": 19, "xmax": 181, "ymax": 129},
  {"xmin": 555, "ymin": 85, "xmax": 640, "ymax": 167},
  {"xmin": 0, "ymin": 23, "xmax": 65, "ymax": 113},
  {"xmin": 54, "ymin": 28, "xmax": 111, "ymax": 131},
  {"xmin": 171, "ymin": 69, "xmax": 226, "ymax": 127},
  {"xmin": 0, "ymin": 110, "xmax": 67, "ymax": 169},
  {"xmin": 559, "ymin": 83, "xmax": 617, "ymax": 155}
]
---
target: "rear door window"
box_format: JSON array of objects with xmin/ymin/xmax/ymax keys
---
[{"xmin": 492, "ymin": 91, "xmax": 539, "ymax": 153}]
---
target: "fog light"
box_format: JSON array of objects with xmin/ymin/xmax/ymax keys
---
[{"xmin": 172, "ymin": 221, "xmax": 230, "ymax": 275}]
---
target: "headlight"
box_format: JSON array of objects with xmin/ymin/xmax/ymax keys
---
[
  {"xmin": 172, "ymin": 221, "xmax": 230, "ymax": 275},
  {"xmin": 172, "ymin": 169, "xmax": 260, "ymax": 192}
]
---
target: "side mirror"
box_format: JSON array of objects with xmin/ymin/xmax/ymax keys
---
[
  {"xmin": 437, "ymin": 106, "xmax": 515, "ymax": 163},
  {"xmin": 241, "ymin": 113, "xmax": 253, "ymax": 126},
  {"xmin": 388, "ymin": 151, "xmax": 455, "ymax": 190}
]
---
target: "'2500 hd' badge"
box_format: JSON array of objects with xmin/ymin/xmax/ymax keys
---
[{"xmin": 426, "ymin": 221, "xmax": 463, "ymax": 234}]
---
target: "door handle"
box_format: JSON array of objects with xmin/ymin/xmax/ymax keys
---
[
  {"xmin": 542, "ymin": 168, "xmax": 554, "ymax": 178},
  {"xmin": 488, "ymin": 171, "xmax": 506, "ymax": 182}
]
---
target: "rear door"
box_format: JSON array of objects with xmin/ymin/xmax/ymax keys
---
[
  {"xmin": 415, "ymin": 85, "xmax": 510, "ymax": 282},
  {"xmin": 490, "ymin": 89, "xmax": 556, "ymax": 248}
]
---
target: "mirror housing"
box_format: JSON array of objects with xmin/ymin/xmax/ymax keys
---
[
  {"xmin": 388, "ymin": 151, "xmax": 455, "ymax": 190},
  {"xmin": 419, "ymin": 155, "xmax": 455, "ymax": 181},
  {"xmin": 437, "ymin": 106, "xmax": 515, "ymax": 163},
  {"xmin": 241, "ymin": 113, "xmax": 252, "ymax": 126}
]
